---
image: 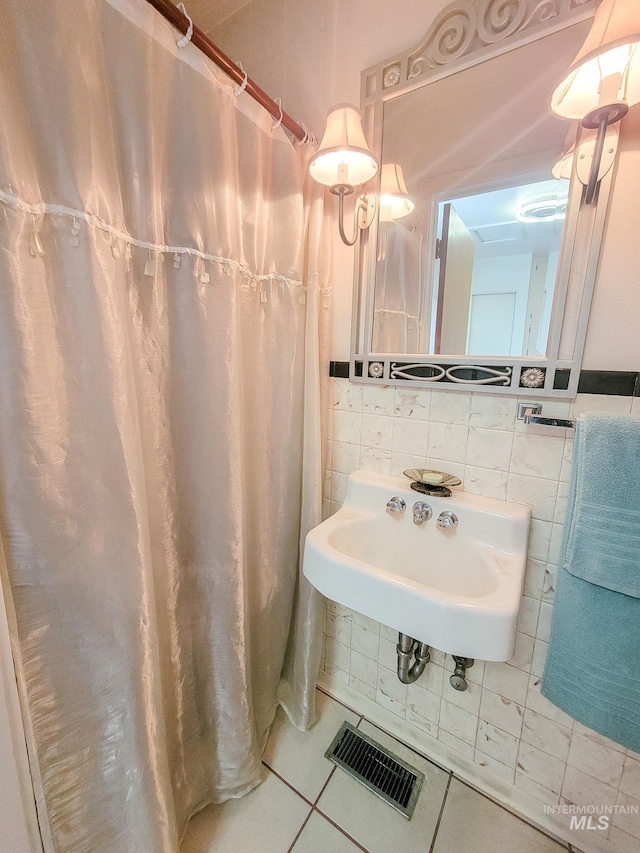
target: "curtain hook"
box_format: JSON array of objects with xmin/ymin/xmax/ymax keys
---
[
  {"xmin": 298, "ymin": 121, "xmax": 317, "ymax": 146},
  {"xmin": 233, "ymin": 61, "xmax": 248, "ymax": 97},
  {"xmin": 271, "ymin": 98, "xmax": 283, "ymax": 132},
  {"xmin": 176, "ymin": 3, "xmax": 194, "ymax": 49}
]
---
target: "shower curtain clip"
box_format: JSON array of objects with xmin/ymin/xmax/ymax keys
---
[
  {"xmin": 233, "ymin": 62, "xmax": 248, "ymax": 97},
  {"xmin": 111, "ymin": 234, "xmax": 121, "ymax": 258},
  {"xmin": 29, "ymin": 227, "xmax": 45, "ymax": 258},
  {"xmin": 199, "ymin": 259, "xmax": 210, "ymax": 284},
  {"xmin": 176, "ymin": 3, "xmax": 194, "ymax": 49},
  {"xmin": 144, "ymin": 249, "xmax": 156, "ymax": 277},
  {"xmin": 271, "ymin": 98, "xmax": 283, "ymax": 132},
  {"xmin": 70, "ymin": 217, "xmax": 80, "ymax": 247},
  {"xmin": 173, "ymin": 252, "xmax": 181, "ymax": 269}
]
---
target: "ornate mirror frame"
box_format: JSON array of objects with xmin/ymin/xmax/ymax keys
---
[{"xmin": 352, "ymin": 0, "xmax": 608, "ymax": 397}]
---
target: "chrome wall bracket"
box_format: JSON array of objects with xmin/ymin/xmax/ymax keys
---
[{"xmin": 517, "ymin": 402, "xmax": 576, "ymax": 429}]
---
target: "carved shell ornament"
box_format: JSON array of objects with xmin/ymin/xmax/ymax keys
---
[{"xmin": 520, "ymin": 367, "xmax": 546, "ymax": 388}]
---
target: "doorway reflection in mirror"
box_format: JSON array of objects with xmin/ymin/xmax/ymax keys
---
[{"xmin": 372, "ymin": 176, "xmax": 569, "ymax": 358}]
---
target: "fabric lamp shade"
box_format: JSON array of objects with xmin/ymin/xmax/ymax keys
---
[
  {"xmin": 379, "ymin": 163, "xmax": 415, "ymax": 221},
  {"xmin": 551, "ymin": 0, "xmax": 640, "ymax": 121},
  {"xmin": 551, "ymin": 145, "xmax": 575, "ymax": 180},
  {"xmin": 308, "ymin": 104, "xmax": 379, "ymax": 187}
]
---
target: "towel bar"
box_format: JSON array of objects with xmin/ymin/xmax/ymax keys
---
[{"xmin": 517, "ymin": 403, "xmax": 576, "ymax": 429}]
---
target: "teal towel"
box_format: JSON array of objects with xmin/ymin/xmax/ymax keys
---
[
  {"xmin": 542, "ymin": 414, "xmax": 640, "ymax": 752},
  {"xmin": 563, "ymin": 413, "xmax": 640, "ymax": 597}
]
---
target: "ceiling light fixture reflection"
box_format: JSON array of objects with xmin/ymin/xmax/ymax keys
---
[{"xmin": 515, "ymin": 197, "xmax": 568, "ymax": 223}]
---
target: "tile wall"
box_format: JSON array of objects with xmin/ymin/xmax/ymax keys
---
[{"xmin": 321, "ymin": 378, "xmax": 640, "ymax": 852}]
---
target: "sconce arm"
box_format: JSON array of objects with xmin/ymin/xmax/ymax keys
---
[
  {"xmin": 331, "ymin": 187, "xmax": 375, "ymax": 246},
  {"xmin": 584, "ymin": 114, "xmax": 611, "ymax": 205},
  {"xmin": 336, "ymin": 187, "xmax": 359, "ymax": 246}
]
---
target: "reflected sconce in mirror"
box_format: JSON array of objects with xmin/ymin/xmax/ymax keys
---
[
  {"xmin": 377, "ymin": 163, "xmax": 415, "ymax": 261},
  {"xmin": 551, "ymin": 127, "xmax": 577, "ymax": 180},
  {"xmin": 379, "ymin": 163, "xmax": 414, "ymax": 222},
  {"xmin": 309, "ymin": 104, "xmax": 379, "ymax": 245},
  {"xmin": 551, "ymin": 0, "xmax": 640, "ymax": 204}
]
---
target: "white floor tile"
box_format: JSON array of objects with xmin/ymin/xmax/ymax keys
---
[
  {"xmin": 316, "ymin": 721, "xmax": 449, "ymax": 853},
  {"xmin": 432, "ymin": 779, "xmax": 565, "ymax": 853},
  {"xmin": 262, "ymin": 689, "xmax": 359, "ymax": 802},
  {"xmin": 291, "ymin": 811, "xmax": 364, "ymax": 852},
  {"xmin": 180, "ymin": 769, "xmax": 310, "ymax": 853}
]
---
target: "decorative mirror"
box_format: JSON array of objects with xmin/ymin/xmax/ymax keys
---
[{"xmin": 352, "ymin": 0, "xmax": 609, "ymax": 397}]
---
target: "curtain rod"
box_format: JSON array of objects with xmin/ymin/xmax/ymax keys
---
[{"xmin": 144, "ymin": 0, "xmax": 306, "ymax": 141}]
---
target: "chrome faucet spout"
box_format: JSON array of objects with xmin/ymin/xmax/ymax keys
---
[{"xmin": 412, "ymin": 501, "xmax": 432, "ymax": 525}]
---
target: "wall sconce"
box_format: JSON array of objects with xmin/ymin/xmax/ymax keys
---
[
  {"xmin": 309, "ymin": 104, "xmax": 379, "ymax": 245},
  {"xmin": 551, "ymin": 0, "xmax": 640, "ymax": 204}
]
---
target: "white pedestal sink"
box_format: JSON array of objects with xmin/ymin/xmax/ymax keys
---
[{"xmin": 304, "ymin": 470, "xmax": 531, "ymax": 661}]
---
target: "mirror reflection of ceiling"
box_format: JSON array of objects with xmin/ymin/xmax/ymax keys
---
[{"xmin": 444, "ymin": 179, "xmax": 569, "ymax": 260}]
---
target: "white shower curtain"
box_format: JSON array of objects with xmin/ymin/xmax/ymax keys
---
[
  {"xmin": 372, "ymin": 224, "xmax": 424, "ymax": 353},
  {"xmin": 0, "ymin": 1, "xmax": 330, "ymax": 851}
]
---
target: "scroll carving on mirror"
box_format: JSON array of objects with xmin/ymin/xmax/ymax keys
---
[
  {"xmin": 382, "ymin": 0, "xmax": 594, "ymax": 92},
  {"xmin": 353, "ymin": 0, "xmax": 609, "ymax": 397}
]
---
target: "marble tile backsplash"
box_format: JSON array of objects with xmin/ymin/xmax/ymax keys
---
[{"xmin": 321, "ymin": 379, "xmax": 640, "ymax": 848}]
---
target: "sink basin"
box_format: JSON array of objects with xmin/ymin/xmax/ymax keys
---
[{"xmin": 303, "ymin": 470, "xmax": 531, "ymax": 661}]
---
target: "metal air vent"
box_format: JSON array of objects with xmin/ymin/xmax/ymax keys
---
[{"xmin": 325, "ymin": 722, "xmax": 424, "ymax": 819}]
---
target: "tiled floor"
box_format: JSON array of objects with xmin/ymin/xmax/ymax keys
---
[{"xmin": 181, "ymin": 689, "xmax": 571, "ymax": 853}]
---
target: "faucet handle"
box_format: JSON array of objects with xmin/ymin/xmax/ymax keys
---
[
  {"xmin": 386, "ymin": 496, "xmax": 406, "ymax": 515},
  {"xmin": 436, "ymin": 510, "xmax": 458, "ymax": 531}
]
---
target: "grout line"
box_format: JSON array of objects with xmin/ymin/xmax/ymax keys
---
[
  {"xmin": 313, "ymin": 765, "xmax": 336, "ymax": 807},
  {"xmin": 285, "ymin": 806, "xmax": 314, "ymax": 853},
  {"xmin": 428, "ymin": 772, "xmax": 452, "ymax": 853},
  {"xmin": 314, "ymin": 807, "xmax": 372, "ymax": 853},
  {"xmin": 261, "ymin": 762, "xmax": 314, "ymax": 807}
]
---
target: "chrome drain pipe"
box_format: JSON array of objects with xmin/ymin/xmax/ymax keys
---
[{"xmin": 396, "ymin": 633, "xmax": 431, "ymax": 684}]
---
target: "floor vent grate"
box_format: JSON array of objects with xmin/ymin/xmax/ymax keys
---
[{"xmin": 325, "ymin": 722, "xmax": 424, "ymax": 820}]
